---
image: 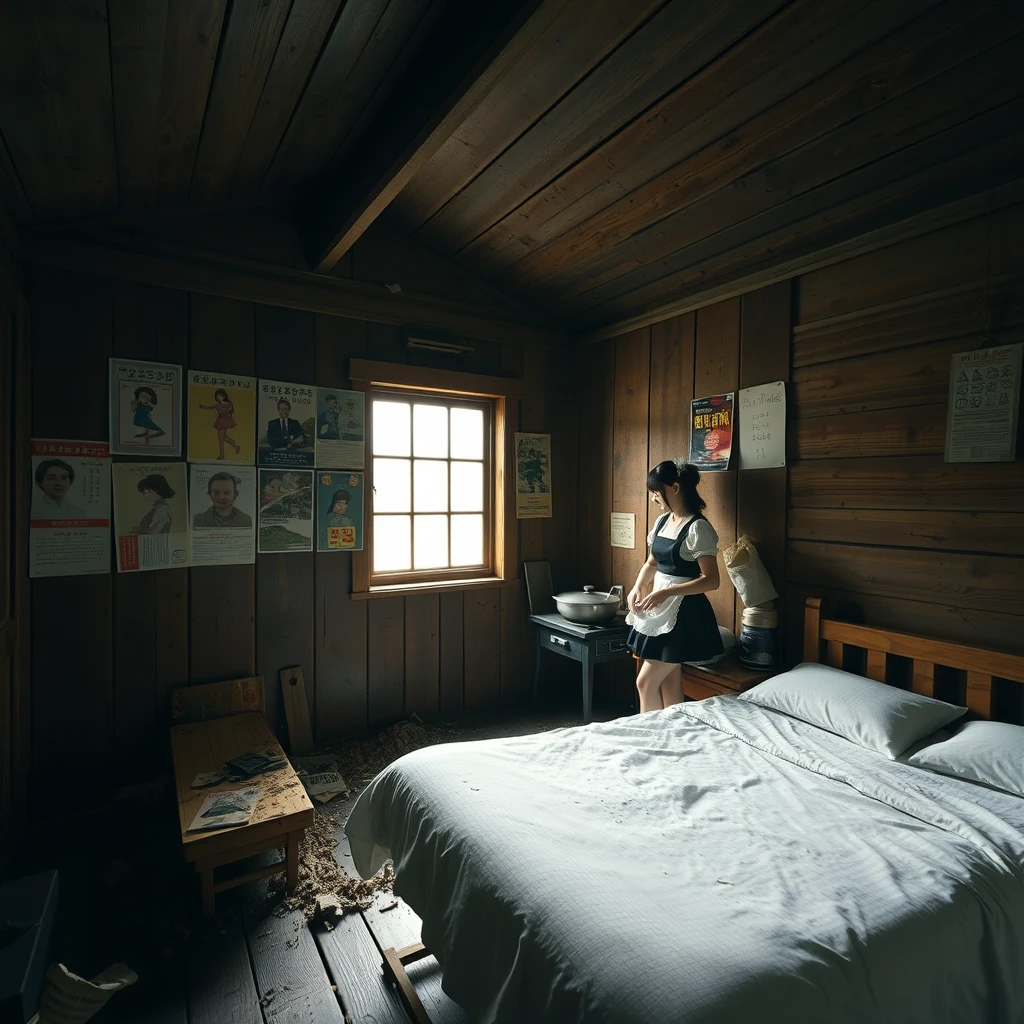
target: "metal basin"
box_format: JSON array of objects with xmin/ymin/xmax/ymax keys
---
[{"xmin": 554, "ymin": 585, "xmax": 623, "ymax": 625}]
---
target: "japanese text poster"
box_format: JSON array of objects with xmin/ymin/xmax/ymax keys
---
[
  {"xmin": 689, "ymin": 393, "xmax": 734, "ymax": 471},
  {"xmin": 945, "ymin": 343, "xmax": 1022, "ymax": 462},
  {"xmin": 258, "ymin": 468, "xmax": 314, "ymax": 553},
  {"xmin": 315, "ymin": 387, "xmax": 365, "ymax": 469},
  {"xmin": 189, "ymin": 464, "xmax": 257, "ymax": 566},
  {"xmin": 317, "ymin": 471, "xmax": 364, "ymax": 552},
  {"xmin": 257, "ymin": 379, "xmax": 315, "ymax": 467},
  {"xmin": 737, "ymin": 381, "xmax": 786, "ymax": 469},
  {"xmin": 112, "ymin": 462, "xmax": 190, "ymax": 572},
  {"xmin": 514, "ymin": 432, "xmax": 552, "ymax": 519},
  {"xmin": 187, "ymin": 370, "xmax": 257, "ymax": 464},
  {"xmin": 108, "ymin": 358, "xmax": 182, "ymax": 456},
  {"xmin": 30, "ymin": 439, "xmax": 111, "ymax": 578}
]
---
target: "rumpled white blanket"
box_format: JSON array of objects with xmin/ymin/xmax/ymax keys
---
[{"xmin": 346, "ymin": 698, "xmax": 1024, "ymax": 1024}]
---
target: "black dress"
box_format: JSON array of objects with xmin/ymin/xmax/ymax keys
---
[{"xmin": 627, "ymin": 512, "xmax": 724, "ymax": 664}]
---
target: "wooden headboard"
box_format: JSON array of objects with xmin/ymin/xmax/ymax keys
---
[{"xmin": 803, "ymin": 598, "xmax": 1024, "ymax": 724}]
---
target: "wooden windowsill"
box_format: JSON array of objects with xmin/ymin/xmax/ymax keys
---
[{"xmin": 352, "ymin": 577, "xmax": 519, "ymax": 600}]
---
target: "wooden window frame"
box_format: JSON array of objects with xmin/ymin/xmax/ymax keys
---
[{"xmin": 350, "ymin": 360, "xmax": 521, "ymax": 599}]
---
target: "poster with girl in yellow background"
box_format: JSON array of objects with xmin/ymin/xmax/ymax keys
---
[{"xmin": 187, "ymin": 370, "xmax": 257, "ymax": 465}]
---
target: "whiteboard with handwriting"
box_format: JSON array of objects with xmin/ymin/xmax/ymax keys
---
[{"xmin": 738, "ymin": 381, "xmax": 786, "ymax": 469}]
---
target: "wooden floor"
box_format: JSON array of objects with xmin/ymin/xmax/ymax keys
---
[{"xmin": 27, "ymin": 695, "xmax": 626, "ymax": 1024}]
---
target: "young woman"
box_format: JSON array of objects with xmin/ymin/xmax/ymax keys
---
[
  {"xmin": 131, "ymin": 387, "xmax": 165, "ymax": 442},
  {"xmin": 626, "ymin": 459, "xmax": 724, "ymax": 712},
  {"xmin": 134, "ymin": 474, "xmax": 175, "ymax": 535},
  {"xmin": 199, "ymin": 388, "xmax": 240, "ymax": 460}
]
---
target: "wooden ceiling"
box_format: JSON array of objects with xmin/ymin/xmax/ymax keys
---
[{"xmin": 2, "ymin": 0, "xmax": 1023, "ymax": 338}]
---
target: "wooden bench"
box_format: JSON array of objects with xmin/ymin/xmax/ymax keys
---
[{"xmin": 170, "ymin": 711, "xmax": 314, "ymax": 917}]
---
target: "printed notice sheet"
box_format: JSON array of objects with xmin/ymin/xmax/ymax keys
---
[
  {"xmin": 944, "ymin": 343, "xmax": 1022, "ymax": 462},
  {"xmin": 108, "ymin": 358, "xmax": 182, "ymax": 456},
  {"xmin": 317, "ymin": 471, "xmax": 364, "ymax": 551},
  {"xmin": 315, "ymin": 387, "xmax": 365, "ymax": 469},
  {"xmin": 258, "ymin": 468, "xmax": 314, "ymax": 552},
  {"xmin": 689, "ymin": 393, "xmax": 734, "ymax": 471},
  {"xmin": 30, "ymin": 439, "xmax": 111, "ymax": 578},
  {"xmin": 187, "ymin": 370, "xmax": 257, "ymax": 464},
  {"xmin": 515, "ymin": 432, "xmax": 552, "ymax": 518},
  {"xmin": 737, "ymin": 381, "xmax": 786, "ymax": 469},
  {"xmin": 257, "ymin": 379, "xmax": 316, "ymax": 467},
  {"xmin": 112, "ymin": 462, "xmax": 190, "ymax": 572},
  {"xmin": 189, "ymin": 464, "xmax": 257, "ymax": 566}
]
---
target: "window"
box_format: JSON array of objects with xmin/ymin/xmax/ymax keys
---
[
  {"xmin": 370, "ymin": 389, "xmax": 493, "ymax": 583},
  {"xmin": 349, "ymin": 358, "xmax": 521, "ymax": 597}
]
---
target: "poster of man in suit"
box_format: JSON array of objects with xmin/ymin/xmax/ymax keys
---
[{"xmin": 257, "ymin": 379, "xmax": 315, "ymax": 467}]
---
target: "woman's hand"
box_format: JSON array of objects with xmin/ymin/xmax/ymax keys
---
[
  {"xmin": 627, "ymin": 587, "xmax": 642, "ymax": 614},
  {"xmin": 636, "ymin": 588, "xmax": 673, "ymax": 614}
]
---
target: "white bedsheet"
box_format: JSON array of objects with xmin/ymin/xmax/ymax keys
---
[{"xmin": 346, "ymin": 698, "xmax": 1024, "ymax": 1024}]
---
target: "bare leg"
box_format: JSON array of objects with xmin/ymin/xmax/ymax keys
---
[
  {"xmin": 216, "ymin": 428, "xmax": 226, "ymax": 459},
  {"xmin": 661, "ymin": 664, "xmax": 684, "ymax": 708},
  {"xmin": 636, "ymin": 660, "xmax": 676, "ymax": 713},
  {"xmin": 225, "ymin": 432, "xmax": 239, "ymax": 453}
]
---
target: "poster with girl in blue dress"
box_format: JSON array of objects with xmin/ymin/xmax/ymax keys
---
[
  {"xmin": 316, "ymin": 471, "xmax": 363, "ymax": 552},
  {"xmin": 108, "ymin": 358, "xmax": 182, "ymax": 456}
]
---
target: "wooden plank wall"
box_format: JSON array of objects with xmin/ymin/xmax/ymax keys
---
[
  {"xmin": 26, "ymin": 268, "xmax": 575, "ymax": 803},
  {"xmin": 785, "ymin": 199, "xmax": 1024, "ymax": 658},
  {"xmin": 578, "ymin": 283, "xmax": 791, "ymax": 701}
]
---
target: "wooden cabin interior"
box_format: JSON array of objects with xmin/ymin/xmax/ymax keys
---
[{"xmin": 0, "ymin": 1, "xmax": 1022, "ymax": 1022}]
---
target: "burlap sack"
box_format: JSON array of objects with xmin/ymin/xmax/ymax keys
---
[{"xmin": 723, "ymin": 535, "xmax": 777, "ymax": 607}]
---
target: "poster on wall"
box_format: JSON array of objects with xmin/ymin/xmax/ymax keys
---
[
  {"xmin": 108, "ymin": 358, "xmax": 182, "ymax": 456},
  {"xmin": 688, "ymin": 393, "xmax": 734, "ymax": 471},
  {"xmin": 112, "ymin": 462, "xmax": 190, "ymax": 572},
  {"xmin": 258, "ymin": 468, "xmax": 314, "ymax": 553},
  {"xmin": 29, "ymin": 440, "xmax": 111, "ymax": 578},
  {"xmin": 944, "ymin": 343, "xmax": 1022, "ymax": 463},
  {"xmin": 187, "ymin": 371, "xmax": 257, "ymax": 464},
  {"xmin": 316, "ymin": 471, "xmax": 364, "ymax": 552},
  {"xmin": 257, "ymin": 380, "xmax": 315, "ymax": 467},
  {"xmin": 189, "ymin": 464, "xmax": 257, "ymax": 566},
  {"xmin": 315, "ymin": 387, "xmax": 365, "ymax": 469},
  {"xmin": 737, "ymin": 381, "xmax": 786, "ymax": 470},
  {"xmin": 514, "ymin": 432, "xmax": 552, "ymax": 519},
  {"xmin": 610, "ymin": 512, "xmax": 635, "ymax": 549}
]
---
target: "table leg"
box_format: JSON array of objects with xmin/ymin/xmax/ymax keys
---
[
  {"xmin": 581, "ymin": 646, "xmax": 594, "ymax": 725},
  {"xmin": 286, "ymin": 830, "xmax": 299, "ymax": 890},
  {"xmin": 198, "ymin": 863, "xmax": 215, "ymax": 918},
  {"xmin": 532, "ymin": 629, "xmax": 542, "ymax": 710}
]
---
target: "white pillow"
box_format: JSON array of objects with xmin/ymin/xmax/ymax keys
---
[
  {"xmin": 907, "ymin": 720, "xmax": 1024, "ymax": 798},
  {"xmin": 738, "ymin": 662, "xmax": 967, "ymax": 758}
]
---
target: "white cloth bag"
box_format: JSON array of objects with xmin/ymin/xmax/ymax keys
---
[{"xmin": 723, "ymin": 535, "xmax": 777, "ymax": 608}]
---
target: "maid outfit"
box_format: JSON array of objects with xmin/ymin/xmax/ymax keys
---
[{"xmin": 626, "ymin": 511, "xmax": 724, "ymax": 664}]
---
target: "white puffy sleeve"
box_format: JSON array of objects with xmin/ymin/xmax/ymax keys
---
[
  {"xmin": 646, "ymin": 513, "xmax": 666, "ymax": 548},
  {"xmin": 686, "ymin": 519, "xmax": 719, "ymax": 559}
]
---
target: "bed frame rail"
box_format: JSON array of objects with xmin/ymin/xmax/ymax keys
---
[{"xmin": 803, "ymin": 598, "xmax": 1024, "ymax": 721}]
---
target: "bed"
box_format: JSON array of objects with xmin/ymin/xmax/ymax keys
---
[{"xmin": 346, "ymin": 599, "xmax": 1024, "ymax": 1023}]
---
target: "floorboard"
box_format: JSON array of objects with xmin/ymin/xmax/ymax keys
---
[{"xmin": 185, "ymin": 920, "xmax": 262, "ymax": 1024}]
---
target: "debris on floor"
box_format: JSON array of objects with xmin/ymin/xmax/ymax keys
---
[{"xmin": 293, "ymin": 753, "xmax": 350, "ymax": 804}]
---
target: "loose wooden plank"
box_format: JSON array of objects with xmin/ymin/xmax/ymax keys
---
[
  {"xmin": 787, "ymin": 541, "xmax": 1020, "ymax": 616},
  {"xmin": 472, "ymin": 0, "xmax": 907, "ymax": 280},
  {"xmin": 155, "ymin": 1, "xmax": 228, "ymax": 204},
  {"xmin": 693, "ymin": 300, "xmax": 739, "ymax": 631},
  {"xmin": 463, "ymin": 589, "xmax": 501, "ymax": 710},
  {"xmin": 787, "ymin": 509, "xmax": 1024, "ymax": 554},
  {"xmin": 439, "ymin": 591, "xmax": 464, "ymax": 716},
  {"xmin": 314, "ymin": 914, "xmax": 409, "ymax": 1024},
  {"xmin": 190, "ymin": 0, "xmax": 292, "ymax": 203},
  {"xmin": 231, "ymin": 0, "xmax": 346, "ymax": 196},
  {"xmin": 391, "ymin": 0, "xmax": 664, "ymax": 230},
  {"xmin": 793, "ymin": 402, "xmax": 947, "ymax": 459},
  {"xmin": 368, "ymin": 597, "xmax": 405, "ymax": 727},
  {"xmin": 404, "ymin": 593, "xmax": 440, "ymax": 717},
  {"xmin": 108, "ymin": 0, "xmax": 169, "ymax": 211},
  {"xmin": 789, "ymin": 456, "xmax": 1024, "ymax": 512},
  {"xmin": 417, "ymin": 0, "xmax": 785, "ymax": 256},
  {"xmin": 280, "ymin": 666, "xmax": 315, "ymax": 754},
  {"xmin": 189, "ymin": 294, "xmax": 257, "ymax": 684},
  {"xmin": 186, "ymin": 922, "xmax": 262, "ymax": 1024}
]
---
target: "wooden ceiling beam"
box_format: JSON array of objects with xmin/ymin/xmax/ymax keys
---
[
  {"xmin": 305, "ymin": 0, "xmax": 567, "ymax": 274},
  {"xmin": 20, "ymin": 229, "xmax": 566, "ymax": 349}
]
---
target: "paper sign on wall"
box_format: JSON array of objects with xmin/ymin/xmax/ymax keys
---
[
  {"xmin": 738, "ymin": 381, "xmax": 786, "ymax": 469},
  {"xmin": 610, "ymin": 512, "xmax": 635, "ymax": 549},
  {"xmin": 944, "ymin": 343, "xmax": 1022, "ymax": 463}
]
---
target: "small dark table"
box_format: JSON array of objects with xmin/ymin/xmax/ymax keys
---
[{"xmin": 530, "ymin": 612, "xmax": 632, "ymax": 724}]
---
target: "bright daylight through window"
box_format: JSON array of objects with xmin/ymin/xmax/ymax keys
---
[{"xmin": 370, "ymin": 391, "xmax": 491, "ymax": 582}]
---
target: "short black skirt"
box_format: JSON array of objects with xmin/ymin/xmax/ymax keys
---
[{"xmin": 628, "ymin": 592, "xmax": 724, "ymax": 664}]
